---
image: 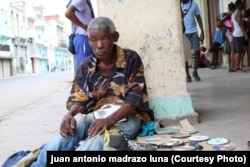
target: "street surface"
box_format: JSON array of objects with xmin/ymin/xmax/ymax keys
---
[
  {"xmin": 0, "ymin": 71, "xmax": 74, "ymax": 164},
  {"xmin": 0, "ymin": 72, "xmax": 73, "ymax": 120}
]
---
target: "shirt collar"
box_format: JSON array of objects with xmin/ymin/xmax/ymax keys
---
[
  {"xmin": 115, "ymin": 44, "xmax": 126, "ymax": 68},
  {"xmin": 89, "ymin": 44, "xmax": 126, "ymax": 72}
]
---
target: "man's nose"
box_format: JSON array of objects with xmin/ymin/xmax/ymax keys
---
[{"xmin": 96, "ymin": 40, "xmax": 104, "ymax": 47}]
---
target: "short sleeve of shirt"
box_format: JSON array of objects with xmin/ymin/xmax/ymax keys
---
[
  {"xmin": 183, "ymin": 2, "xmax": 201, "ymax": 34},
  {"xmin": 71, "ymin": 0, "xmax": 88, "ymax": 12},
  {"xmin": 70, "ymin": 0, "xmax": 93, "ymax": 35},
  {"xmin": 194, "ymin": 2, "xmax": 200, "ymax": 16}
]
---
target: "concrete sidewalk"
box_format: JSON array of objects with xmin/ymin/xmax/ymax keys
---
[
  {"xmin": 1, "ymin": 67, "xmax": 250, "ymax": 164},
  {"xmin": 188, "ymin": 67, "xmax": 250, "ymax": 151}
]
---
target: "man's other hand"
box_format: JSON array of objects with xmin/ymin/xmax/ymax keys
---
[
  {"xmin": 88, "ymin": 118, "xmax": 111, "ymax": 137},
  {"xmin": 60, "ymin": 113, "xmax": 76, "ymax": 137}
]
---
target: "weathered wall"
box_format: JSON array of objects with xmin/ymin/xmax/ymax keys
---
[{"xmin": 96, "ymin": 0, "xmax": 197, "ymax": 121}]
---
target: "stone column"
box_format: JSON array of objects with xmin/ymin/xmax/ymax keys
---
[{"xmin": 96, "ymin": 0, "xmax": 198, "ymax": 123}]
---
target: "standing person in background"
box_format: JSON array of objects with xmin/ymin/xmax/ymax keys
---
[
  {"xmin": 65, "ymin": 0, "xmax": 94, "ymax": 72},
  {"xmin": 231, "ymin": 0, "xmax": 248, "ymax": 72},
  {"xmin": 220, "ymin": 2, "xmax": 236, "ymax": 72},
  {"xmin": 244, "ymin": 9, "xmax": 250, "ymax": 67},
  {"xmin": 210, "ymin": 16, "xmax": 226, "ymax": 69},
  {"xmin": 181, "ymin": 0, "xmax": 204, "ymax": 82},
  {"xmin": 241, "ymin": 8, "xmax": 250, "ymax": 68},
  {"xmin": 181, "ymin": 12, "xmax": 193, "ymax": 82}
]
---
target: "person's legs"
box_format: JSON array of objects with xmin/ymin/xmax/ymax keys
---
[
  {"xmin": 241, "ymin": 46, "xmax": 247, "ymax": 68},
  {"xmin": 248, "ymin": 41, "xmax": 250, "ymax": 66},
  {"xmin": 235, "ymin": 53, "xmax": 241, "ymax": 69},
  {"xmin": 240, "ymin": 40, "xmax": 248, "ymax": 68},
  {"xmin": 31, "ymin": 113, "xmax": 93, "ymax": 167},
  {"xmin": 225, "ymin": 37, "xmax": 232, "ymax": 70},
  {"xmin": 183, "ymin": 34, "xmax": 192, "ymax": 82},
  {"xmin": 82, "ymin": 35, "xmax": 93, "ymax": 59},
  {"xmin": 227, "ymin": 53, "xmax": 231, "ymax": 69},
  {"xmin": 210, "ymin": 43, "xmax": 216, "ymax": 67},
  {"xmin": 75, "ymin": 135, "xmax": 104, "ymax": 151},
  {"xmin": 225, "ymin": 36, "xmax": 232, "ymax": 71},
  {"xmin": 186, "ymin": 32, "xmax": 201, "ymax": 81},
  {"xmin": 74, "ymin": 35, "xmax": 93, "ymax": 71},
  {"xmin": 113, "ymin": 115, "xmax": 141, "ymax": 139},
  {"xmin": 193, "ymin": 50, "xmax": 201, "ymax": 80},
  {"xmin": 185, "ymin": 62, "xmax": 191, "ymax": 82},
  {"xmin": 230, "ymin": 40, "xmax": 236, "ymax": 70},
  {"xmin": 211, "ymin": 42, "xmax": 220, "ymax": 69},
  {"xmin": 75, "ymin": 115, "xmax": 141, "ymax": 151},
  {"xmin": 226, "ymin": 34, "xmax": 237, "ymax": 72},
  {"xmin": 234, "ymin": 37, "xmax": 245, "ymax": 70}
]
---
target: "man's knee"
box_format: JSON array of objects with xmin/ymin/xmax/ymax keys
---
[{"xmin": 119, "ymin": 116, "xmax": 141, "ymax": 139}]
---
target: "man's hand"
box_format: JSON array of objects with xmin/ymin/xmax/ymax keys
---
[
  {"xmin": 199, "ymin": 32, "xmax": 204, "ymax": 43},
  {"xmin": 60, "ymin": 112, "xmax": 76, "ymax": 137},
  {"xmin": 88, "ymin": 118, "xmax": 112, "ymax": 137}
]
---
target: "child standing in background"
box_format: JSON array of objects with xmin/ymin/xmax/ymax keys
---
[{"xmin": 210, "ymin": 16, "xmax": 226, "ymax": 69}]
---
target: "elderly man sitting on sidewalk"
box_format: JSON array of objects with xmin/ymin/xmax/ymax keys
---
[{"xmin": 30, "ymin": 17, "xmax": 154, "ymax": 167}]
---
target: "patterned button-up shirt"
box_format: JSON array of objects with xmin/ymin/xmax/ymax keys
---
[{"xmin": 66, "ymin": 45, "xmax": 154, "ymax": 122}]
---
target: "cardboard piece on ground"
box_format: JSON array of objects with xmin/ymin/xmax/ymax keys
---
[{"xmin": 137, "ymin": 119, "xmax": 241, "ymax": 151}]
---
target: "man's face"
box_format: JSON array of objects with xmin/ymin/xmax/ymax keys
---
[{"xmin": 88, "ymin": 28, "xmax": 118, "ymax": 60}]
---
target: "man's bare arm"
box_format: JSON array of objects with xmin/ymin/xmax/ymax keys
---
[
  {"xmin": 196, "ymin": 15, "xmax": 204, "ymax": 42},
  {"xmin": 65, "ymin": 5, "xmax": 88, "ymax": 31}
]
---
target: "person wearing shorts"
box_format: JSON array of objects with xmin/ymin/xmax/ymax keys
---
[
  {"xmin": 181, "ymin": 0, "xmax": 204, "ymax": 82},
  {"xmin": 220, "ymin": 2, "xmax": 236, "ymax": 72},
  {"xmin": 231, "ymin": 0, "xmax": 248, "ymax": 71},
  {"xmin": 183, "ymin": 33, "xmax": 193, "ymax": 82}
]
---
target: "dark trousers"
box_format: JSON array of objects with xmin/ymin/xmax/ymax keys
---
[{"xmin": 211, "ymin": 42, "xmax": 221, "ymax": 67}]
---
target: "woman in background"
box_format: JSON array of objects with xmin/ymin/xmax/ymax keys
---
[{"xmin": 219, "ymin": 2, "xmax": 236, "ymax": 72}]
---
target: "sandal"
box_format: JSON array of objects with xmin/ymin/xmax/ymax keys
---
[{"xmin": 236, "ymin": 68, "xmax": 247, "ymax": 72}]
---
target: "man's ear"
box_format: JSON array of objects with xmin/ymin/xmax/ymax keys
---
[{"xmin": 113, "ymin": 31, "xmax": 119, "ymax": 42}]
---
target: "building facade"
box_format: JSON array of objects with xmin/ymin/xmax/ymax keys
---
[
  {"xmin": 0, "ymin": 1, "xmax": 13, "ymax": 78},
  {"xmin": 45, "ymin": 15, "xmax": 72, "ymax": 72},
  {"xmin": 0, "ymin": 0, "xmax": 72, "ymax": 79}
]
